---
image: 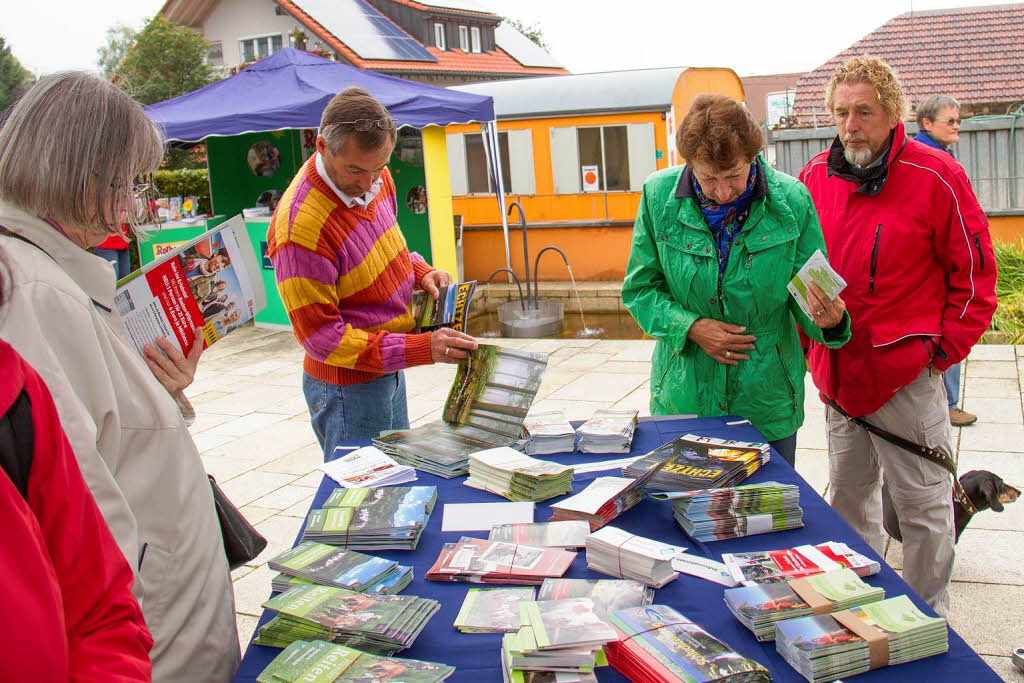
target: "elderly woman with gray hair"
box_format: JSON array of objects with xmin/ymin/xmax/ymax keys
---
[{"xmin": 0, "ymin": 73, "xmax": 238, "ymax": 681}]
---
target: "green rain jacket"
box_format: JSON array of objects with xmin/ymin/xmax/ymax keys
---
[{"xmin": 622, "ymin": 159, "xmax": 850, "ymax": 441}]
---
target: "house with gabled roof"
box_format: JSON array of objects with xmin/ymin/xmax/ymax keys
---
[
  {"xmin": 791, "ymin": 3, "xmax": 1024, "ymax": 126},
  {"xmin": 159, "ymin": 0, "xmax": 568, "ymax": 86}
]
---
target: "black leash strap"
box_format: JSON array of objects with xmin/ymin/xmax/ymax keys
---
[{"xmin": 823, "ymin": 396, "xmax": 977, "ymax": 515}]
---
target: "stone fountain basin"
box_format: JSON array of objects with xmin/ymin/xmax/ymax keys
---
[{"xmin": 497, "ymin": 299, "xmax": 564, "ymax": 338}]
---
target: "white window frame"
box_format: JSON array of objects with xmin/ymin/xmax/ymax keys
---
[
  {"xmin": 470, "ymin": 26, "xmax": 482, "ymax": 53},
  {"xmin": 434, "ymin": 22, "xmax": 446, "ymax": 50},
  {"xmin": 458, "ymin": 25, "xmax": 470, "ymax": 51},
  {"xmin": 238, "ymin": 33, "xmax": 283, "ymax": 62}
]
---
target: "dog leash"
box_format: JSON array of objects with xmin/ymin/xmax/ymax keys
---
[{"xmin": 823, "ymin": 396, "xmax": 978, "ymax": 516}]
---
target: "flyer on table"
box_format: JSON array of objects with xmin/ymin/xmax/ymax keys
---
[{"xmin": 114, "ymin": 215, "xmax": 265, "ymax": 357}]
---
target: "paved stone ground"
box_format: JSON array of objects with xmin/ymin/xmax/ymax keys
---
[{"xmin": 187, "ymin": 325, "xmax": 1024, "ymax": 680}]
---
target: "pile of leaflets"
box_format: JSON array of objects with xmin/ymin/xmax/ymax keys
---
[
  {"xmin": 375, "ymin": 346, "xmax": 548, "ymax": 477},
  {"xmin": 654, "ymin": 481, "xmax": 804, "ymax": 541},
  {"xmin": 624, "ymin": 433, "xmax": 770, "ymax": 491},
  {"xmin": 300, "ymin": 497, "xmax": 433, "ymax": 550},
  {"xmin": 605, "ymin": 604, "xmax": 771, "ymax": 683},
  {"xmin": 425, "ymin": 537, "xmax": 575, "ymax": 585},
  {"xmin": 323, "ymin": 485, "xmax": 437, "ymax": 512},
  {"xmin": 489, "ymin": 520, "xmax": 591, "ymax": 549},
  {"xmin": 723, "ymin": 541, "xmax": 881, "ymax": 586},
  {"xmin": 775, "ymin": 595, "xmax": 949, "ymax": 682},
  {"xmin": 257, "ymin": 640, "xmax": 454, "ymax": 683},
  {"xmin": 576, "ymin": 409, "xmax": 639, "ymax": 453},
  {"xmin": 272, "ymin": 565, "xmax": 413, "ymax": 595},
  {"xmin": 501, "ymin": 598, "xmax": 618, "ymax": 681},
  {"xmin": 318, "ymin": 445, "xmax": 415, "ymax": 488},
  {"xmin": 548, "ymin": 465, "xmax": 665, "ymax": 530},
  {"xmin": 254, "ymin": 585, "xmax": 440, "ymax": 654},
  {"xmin": 464, "ymin": 447, "xmax": 574, "ymax": 502},
  {"xmin": 537, "ymin": 578, "xmax": 654, "ymax": 619},
  {"xmin": 522, "ymin": 410, "xmax": 577, "ymax": 454},
  {"xmin": 453, "ymin": 586, "xmax": 536, "ymax": 633},
  {"xmin": 585, "ymin": 525, "xmax": 684, "ymax": 588},
  {"xmin": 724, "ymin": 568, "xmax": 886, "ymax": 641},
  {"xmin": 269, "ymin": 541, "xmax": 408, "ymax": 593}
]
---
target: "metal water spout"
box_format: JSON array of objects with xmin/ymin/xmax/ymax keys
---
[
  {"xmin": 532, "ymin": 246, "xmax": 570, "ymax": 310},
  {"xmin": 507, "ymin": 201, "xmax": 530, "ymax": 303},
  {"xmin": 486, "ymin": 268, "xmax": 527, "ymax": 312}
]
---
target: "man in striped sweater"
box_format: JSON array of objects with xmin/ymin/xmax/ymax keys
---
[{"xmin": 268, "ymin": 87, "xmax": 477, "ymax": 456}]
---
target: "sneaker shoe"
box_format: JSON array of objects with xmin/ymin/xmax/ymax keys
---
[{"xmin": 949, "ymin": 408, "xmax": 978, "ymax": 427}]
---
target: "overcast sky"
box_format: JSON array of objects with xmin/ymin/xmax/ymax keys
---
[{"xmin": 5, "ymin": 0, "xmax": 1017, "ymax": 77}]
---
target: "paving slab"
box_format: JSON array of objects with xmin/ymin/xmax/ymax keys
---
[
  {"xmin": 548, "ymin": 372, "xmax": 648, "ymax": 402},
  {"xmin": 219, "ymin": 470, "xmax": 298, "ymax": 508},
  {"xmin": 250, "ymin": 484, "xmax": 320, "ymax": 511},
  {"xmin": 958, "ymin": 423, "xmax": 1024, "ymax": 453},
  {"xmin": 236, "ymin": 614, "xmax": 259, "ymax": 652},
  {"xmin": 980, "ymin": 655, "xmax": 1024, "ymax": 682},
  {"xmin": 231, "ymin": 564, "xmax": 277, "ymax": 617},
  {"xmin": 207, "ymin": 420, "xmax": 318, "ymax": 463},
  {"xmin": 965, "ymin": 377, "xmax": 1021, "ymax": 400},
  {"xmin": 794, "ymin": 448, "xmax": 829, "ymax": 496},
  {"xmin": 203, "ymin": 411, "xmax": 289, "ymax": 438},
  {"xmin": 249, "ymin": 514, "xmax": 306, "ymax": 568},
  {"xmin": 887, "ymin": 530, "xmax": 1024, "ymax": 585},
  {"xmin": 968, "ymin": 360, "xmax": 1021, "ymax": 379},
  {"xmin": 961, "ymin": 397, "xmax": 1024, "ymax": 424},
  {"xmin": 946, "ymin": 582, "xmax": 1024, "ymax": 656},
  {"xmin": 237, "ymin": 506, "xmax": 279, "ymax": 527},
  {"xmin": 529, "ymin": 398, "xmax": 614, "ymax": 422},
  {"xmin": 969, "ymin": 345, "xmax": 1017, "ymax": 362}
]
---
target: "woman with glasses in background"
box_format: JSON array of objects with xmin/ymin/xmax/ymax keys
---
[
  {"xmin": 0, "ymin": 72, "xmax": 239, "ymax": 681},
  {"xmin": 914, "ymin": 94, "xmax": 978, "ymax": 427}
]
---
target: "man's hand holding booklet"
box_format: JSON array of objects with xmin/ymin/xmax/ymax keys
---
[{"xmin": 787, "ymin": 249, "xmax": 846, "ymax": 319}]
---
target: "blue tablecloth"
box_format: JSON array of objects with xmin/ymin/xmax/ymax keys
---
[{"xmin": 233, "ymin": 415, "xmax": 998, "ymax": 682}]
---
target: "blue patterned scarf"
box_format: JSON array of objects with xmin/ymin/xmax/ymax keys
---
[{"xmin": 692, "ymin": 163, "xmax": 758, "ymax": 277}]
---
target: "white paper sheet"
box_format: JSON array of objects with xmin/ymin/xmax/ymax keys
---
[{"xmin": 441, "ymin": 501, "xmax": 536, "ymax": 532}]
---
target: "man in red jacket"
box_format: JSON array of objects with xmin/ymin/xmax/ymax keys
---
[{"xmin": 799, "ymin": 56, "xmax": 997, "ymax": 616}]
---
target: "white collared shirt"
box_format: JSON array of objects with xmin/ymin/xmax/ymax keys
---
[{"xmin": 315, "ymin": 152, "xmax": 383, "ymax": 208}]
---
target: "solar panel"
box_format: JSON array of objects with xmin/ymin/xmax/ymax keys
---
[{"xmin": 289, "ymin": 0, "xmax": 437, "ymax": 62}]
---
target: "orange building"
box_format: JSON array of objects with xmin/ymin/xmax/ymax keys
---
[{"xmin": 446, "ymin": 67, "xmax": 745, "ymax": 282}]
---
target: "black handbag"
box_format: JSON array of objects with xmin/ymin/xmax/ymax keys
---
[{"xmin": 208, "ymin": 474, "xmax": 267, "ymax": 569}]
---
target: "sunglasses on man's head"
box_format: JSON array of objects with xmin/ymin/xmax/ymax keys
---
[{"xmin": 325, "ymin": 117, "xmax": 397, "ymax": 132}]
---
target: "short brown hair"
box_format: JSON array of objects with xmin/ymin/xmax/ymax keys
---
[
  {"xmin": 319, "ymin": 87, "xmax": 396, "ymax": 154},
  {"xmin": 676, "ymin": 95, "xmax": 763, "ymax": 171},
  {"xmin": 825, "ymin": 55, "xmax": 909, "ymax": 121}
]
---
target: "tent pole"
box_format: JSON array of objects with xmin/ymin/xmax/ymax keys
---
[{"xmin": 482, "ymin": 121, "xmax": 512, "ymax": 279}]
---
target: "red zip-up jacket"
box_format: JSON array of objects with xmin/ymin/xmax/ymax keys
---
[
  {"xmin": 0, "ymin": 339, "xmax": 153, "ymax": 681},
  {"xmin": 799, "ymin": 121, "xmax": 997, "ymax": 417}
]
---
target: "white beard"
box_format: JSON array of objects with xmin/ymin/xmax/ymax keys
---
[{"xmin": 843, "ymin": 145, "xmax": 876, "ymax": 167}]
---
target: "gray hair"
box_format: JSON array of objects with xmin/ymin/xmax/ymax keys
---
[
  {"xmin": 916, "ymin": 95, "xmax": 960, "ymax": 127},
  {"xmin": 319, "ymin": 86, "xmax": 396, "ymax": 155},
  {"xmin": 0, "ymin": 72, "xmax": 164, "ymax": 235}
]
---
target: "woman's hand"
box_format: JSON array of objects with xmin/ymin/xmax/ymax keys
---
[
  {"xmin": 143, "ymin": 327, "xmax": 203, "ymax": 396},
  {"xmin": 687, "ymin": 318, "xmax": 757, "ymax": 366},
  {"xmin": 806, "ymin": 282, "xmax": 846, "ymax": 329},
  {"xmin": 420, "ymin": 269, "xmax": 454, "ymax": 299}
]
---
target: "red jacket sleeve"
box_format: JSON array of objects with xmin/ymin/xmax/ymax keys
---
[
  {"xmin": 930, "ymin": 164, "xmax": 998, "ymax": 370},
  {"xmin": 24, "ymin": 364, "xmax": 153, "ymax": 682}
]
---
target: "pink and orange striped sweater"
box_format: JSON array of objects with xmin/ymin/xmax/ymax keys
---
[{"xmin": 267, "ymin": 157, "xmax": 434, "ymax": 387}]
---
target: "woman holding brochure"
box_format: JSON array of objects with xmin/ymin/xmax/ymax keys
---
[
  {"xmin": 622, "ymin": 95, "xmax": 851, "ymax": 466},
  {"xmin": 0, "ymin": 72, "xmax": 239, "ymax": 680}
]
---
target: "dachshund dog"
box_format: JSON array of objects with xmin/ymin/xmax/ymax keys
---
[{"xmin": 882, "ymin": 470, "xmax": 1020, "ymax": 543}]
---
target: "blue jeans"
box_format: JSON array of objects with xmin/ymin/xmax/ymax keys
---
[
  {"xmin": 943, "ymin": 362, "xmax": 962, "ymax": 409},
  {"xmin": 770, "ymin": 432, "xmax": 798, "ymax": 468},
  {"xmin": 94, "ymin": 247, "xmax": 131, "ymax": 281},
  {"xmin": 302, "ymin": 372, "xmax": 410, "ymax": 460}
]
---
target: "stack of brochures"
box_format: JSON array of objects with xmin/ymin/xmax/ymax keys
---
[
  {"xmin": 522, "ymin": 410, "xmax": 577, "ymax": 455},
  {"xmin": 488, "ymin": 520, "xmax": 591, "ymax": 549},
  {"xmin": 425, "ymin": 537, "xmax": 575, "ymax": 585},
  {"xmin": 271, "ymin": 565, "xmax": 413, "ymax": 596},
  {"xmin": 623, "ymin": 433, "xmax": 770, "ymax": 491},
  {"xmin": 576, "ymin": 409, "xmax": 639, "ymax": 453},
  {"xmin": 256, "ymin": 640, "xmax": 454, "ymax": 683},
  {"xmin": 724, "ymin": 568, "xmax": 886, "ymax": 641},
  {"xmin": 453, "ymin": 586, "xmax": 536, "ymax": 633},
  {"xmin": 537, "ymin": 578, "xmax": 654, "ymax": 619},
  {"xmin": 299, "ymin": 486, "xmax": 435, "ymax": 550},
  {"xmin": 654, "ymin": 481, "xmax": 804, "ymax": 541},
  {"xmin": 722, "ymin": 541, "xmax": 881, "ymax": 586},
  {"xmin": 501, "ymin": 598, "xmax": 618, "ymax": 682},
  {"xmin": 268, "ymin": 541, "xmax": 408, "ymax": 593},
  {"xmin": 775, "ymin": 595, "xmax": 948, "ymax": 682},
  {"xmin": 464, "ymin": 447, "xmax": 573, "ymax": 502},
  {"xmin": 585, "ymin": 525, "xmax": 683, "ymax": 588},
  {"xmin": 548, "ymin": 460, "xmax": 666, "ymax": 530},
  {"xmin": 374, "ymin": 346, "xmax": 548, "ymax": 478},
  {"xmin": 605, "ymin": 605, "xmax": 771, "ymax": 683},
  {"xmin": 318, "ymin": 446, "xmax": 416, "ymax": 488},
  {"xmin": 254, "ymin": 585, "xmax": 440, "ymax": 654}
]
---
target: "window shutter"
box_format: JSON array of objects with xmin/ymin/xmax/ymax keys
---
[
  {"xmin": 506, "ymin": 130, "xmax": 535, "ymax": 195},
  {"xmin": 627, "ymin": 123, "xmax": 657, "ymax": 191},
  {"xmin": 550, "ymin": 127, "xmax": 580, "ymax": 195},
  {"xmin": 446, "ymin": 133, "xmax": 468, "ymax": 196}
]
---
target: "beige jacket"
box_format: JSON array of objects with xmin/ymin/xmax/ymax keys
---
[{"xmin": 0, "ymin": 201, "xmax": 239, "ymax": 682}]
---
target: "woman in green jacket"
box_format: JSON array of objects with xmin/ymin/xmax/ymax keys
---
[{"xmin": 622, "ymin": 95, "xmax": 850, "ymax": 466}]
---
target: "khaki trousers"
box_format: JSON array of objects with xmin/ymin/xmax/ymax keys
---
[{"xmin": 826, "ymin": 368, "xmax": 955, "ymax": 615}]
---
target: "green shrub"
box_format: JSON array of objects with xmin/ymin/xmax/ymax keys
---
[
  {"xmin": 991, "ymin": 240, "xmax": 1024, "ymax": 344},
  {"xmin": 153, "ymin": 168, "xmax": 212, "ymax": 214}
]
